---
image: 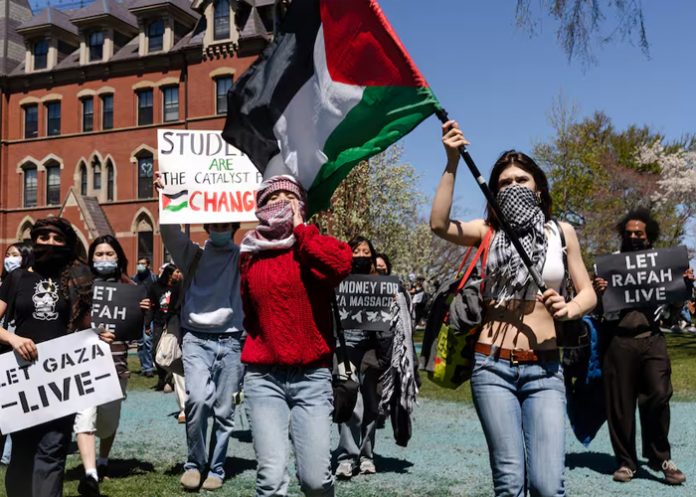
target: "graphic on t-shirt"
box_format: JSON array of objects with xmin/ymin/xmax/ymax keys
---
[
  {"xmin": 32, "ymin": 278, "xmax": 60, "ymax": 321},
  {"xmin": 160, "ymin": 290, "xmax": 172, "ymax": 314}
]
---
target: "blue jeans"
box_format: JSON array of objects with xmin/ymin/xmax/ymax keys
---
[
  {"xmin": 244, "ymin": 365, "xmax": 334, "ymax": 497},
  {"xmin": 471, "ymin": 352, "xmax": 566, "ymax": 497},
  {"xmin": 182, "ymin": 331, "xmax": 243, "ymax": 480},
  {"xmin": 138, "ymin": 325, "xmax": 155, "ymax": 374}
]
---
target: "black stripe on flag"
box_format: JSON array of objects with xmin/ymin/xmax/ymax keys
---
[
  {"xmin": 163, "ymin": 190, "xmax": 189, "ymax": 200},
  {"xmin": 222, "ymin": 0, "xmax": 321, "ymax": 175}
]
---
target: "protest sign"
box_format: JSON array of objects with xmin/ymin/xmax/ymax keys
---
[
  {"xmin": 335, "ymin": 275, "xmax": 402, "ymax": 332},
  {"xmin": 91, "ymin": 282, "xmax": 147, "ymax": 340},
  {"xmin": 595, "ymin": 246, "xmax": 690, "ymax": 314},
  {"xmin": 157, "ymin": 129, "xmax": 263, "ymax": 224},
  {"xmin": 0, "ymin": 330, "xmax": 123, "ymax": 434}
]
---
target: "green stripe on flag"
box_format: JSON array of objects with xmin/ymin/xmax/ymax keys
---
[
  {"xmin": 165, "ymin": 201, "xmax": 189, "ymax": 212},
  {"xmin": 308, "ymin": 85, "xmax": 440, "ymax": 215}
]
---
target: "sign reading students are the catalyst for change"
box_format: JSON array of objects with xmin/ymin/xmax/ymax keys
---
[
  {"xmin": 0, "ymin": 330, "xmax": 123, "ymax": 434},
  {"xmin": 335, "ymin": 275, "xmax": 402, "ymax": 332},
  {"xmin": 91, "ymin": 283, "xmax": 147, "ymax": 341},
  {"xmin": 595, "ymin": 246, "xmax": 690, "ymax": 315},
  {"xmin": 157, "ymin": 130, "xmax": 263, "ymax": 224}
]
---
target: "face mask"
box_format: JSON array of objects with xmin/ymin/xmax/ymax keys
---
[
  {"xmin": 621, "ymin": 237, "xmax": 649, "ymax": 252},
  {"xmin": 33, "ymin": 244, "xmax": 73, "ymax": 272},
  {"xmin": 4, "ymin": 256, "xmax": 22, "ymax": 273},
  {"xmin": 352, "ymin": 256, "xmax": 373, "ymax": 275},
  {"xmin": 93, "ymin": 260, "xmax": 119, "ymax": 275},
  {"xmin": 209, "ymin": 230, "xmax": 232, "ymax": 247},
  {"xmin": 496, "ymin": 184, "xmax": 540, "ymax": 232},
  {"xmin": 137, "ymin": 264, "xmax": 147, "ymax": 274}
]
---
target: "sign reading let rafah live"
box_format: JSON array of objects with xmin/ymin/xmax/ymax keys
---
[{"xmin": 157, "ymin": 129, "xmax": 263, "ymax": 224}]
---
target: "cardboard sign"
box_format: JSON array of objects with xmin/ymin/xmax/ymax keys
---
[
  {"xmin": 157, "ymin": 129, "xmax": 263, "ymax": 224},
  {"xmin": 0, "ymin": 330, "xmax": 123, "ymax": 434},
  {"xmin": 91, "ymin": 283, "xmax": 147, "ymax": 341},
  {"xmin": 595, "ymin": 246, "xmax": 690, "ymax": 314},
  {"xmin": 335, "ymin": 275, "xmax": 402, "ymax": 332}
]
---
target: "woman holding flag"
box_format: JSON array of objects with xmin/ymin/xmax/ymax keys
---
[{"xmin": 430, "ymin": 121, "xmax": 596, "ymax": 496}]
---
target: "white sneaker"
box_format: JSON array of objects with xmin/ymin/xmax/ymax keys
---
[
  {"xmin": 335, "ymin": 461, "xmax": 355, "ymax": 479},
  {"xmin": 359, "ymin": 459, "xmax": 376, "ymax": 475}
]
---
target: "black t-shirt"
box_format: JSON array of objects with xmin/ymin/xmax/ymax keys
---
[{"xmin": 0, "ymin": 269, "xmax": 70, "ymax": 344}]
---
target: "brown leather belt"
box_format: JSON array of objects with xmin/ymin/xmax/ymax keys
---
[{"xmin": 474, "ymin": 343, "xmax": 559, "ymax": 365}]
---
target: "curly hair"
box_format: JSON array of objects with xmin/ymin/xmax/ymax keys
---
[{"xmin": 616, "ymin": 207, "xmax": 660, "ymax": 244}]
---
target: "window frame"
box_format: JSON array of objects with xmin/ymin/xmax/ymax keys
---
[
  {"xmin": 137, "ymin": 154, "xmax": 154, "ymax": 199},
  {"xmin": 45, "ymin": 164, "xmax": 61, "ymax": 206},
  {"xmin": 92, "ymin": 158, "xmax": 102, "ymax": 191},
  {"xmin": 101, "ymin": 94, "xmax": 114, "ymax": 130},
  {"xmin": 82, "ymin": 97, "xmax": 94, "ymax": 132},
  {"xmin": 33, "ymin": 39, "xmax": 49, "ymax": 70},
  {"xmin": 23, "ymin": 165, "xmax": 38, "ymax": 208},
  {"xmin": 89, "ymin": 30, "xmax": 105, "ymax": 62},
  {"xmin": 162, "ymin": 86, "xmax": 179, "ymax": 122},
  {"xmin": 147, "ymin": 18, "xmax": 165, "ymax": 53},
  {"xmin": 23, "ymin": 104, "xmax": 38, "ymax": 139},
  {"xmin": 45, "ymin": 101, "xmax": 61, "ymax": 137},
  {"xmin": 79, "ymin": 162, "xmax": 88, "ymax": 196},
  {"xmin": 137, "ymin": 89, "xmax": 154, "ymax": 126},
  {"xmin": 215, "ymin": 76, "xmax": 233, "ymax": 115},
  {"xmin": 213, "ymin": 0, "xmax": 231, "ymax": 40}
]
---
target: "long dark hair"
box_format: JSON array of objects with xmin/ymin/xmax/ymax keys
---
[
  {"xmin": 485, "ymin": 150, "xmax": 552, "ymax": 229},
  {"xmin": 158, "ymin": 264, "xmax": 179, "ymax": 287},
  {"xmin": 88, "ymin": 235, "xmax": 129, "ymax": 278},
  {"xmin": 2, "ymin": 241, "xmax": 33, "ymax": 280},
  {"xmin": 348, "ymin": 236, "xmax": 377, "ymax": 262},
  {"xmin": 375, "ymin": 252, "xmax": 392, "ymax": 275}
]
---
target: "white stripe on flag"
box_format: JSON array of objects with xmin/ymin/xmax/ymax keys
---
[{"xmin": 267, "ymin": 26, "xmax": 364, "ymax": 188}]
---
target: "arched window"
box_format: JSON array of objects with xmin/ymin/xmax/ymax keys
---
[
  {"xmin": 106, "ymin": 160, "xmax": 114, "ymax": 201},
  {"xmin": 92, "ymin": 157, "xmax": 102, "ymax": 190},
  {"xmin": 45, "ymin": 161, "xmax": 61, "ymax": 205},
  {"xmin": 136, "ymin": 152, "xmax": 154, "ymax": 199},
  {"xmin": 135, "ymin": 213, "xmax": 154, "ymax": 262},
  {"xmin": 23, "ymin": 163, "xmax": 38, "ymax": 207},
  {"xmin": 214, "ymin": 0, "xmax": 230, "ymax": 40},
  {"xmin": 79, "ymin": 162, "xmax": 88, "ymax": 195}
]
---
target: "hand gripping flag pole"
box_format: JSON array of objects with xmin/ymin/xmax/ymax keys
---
[{"xmin": 434, "ymin": 108, "xmax": 548, "ymax": 294}]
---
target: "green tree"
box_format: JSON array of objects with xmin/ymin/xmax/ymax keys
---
[
  {"xmin": 534, "ymin": 100, "xmax": 689, "ymax": 265},
  {"xmin": 311, "ymin": 146, "xmax": 466, "ymax": 283}
]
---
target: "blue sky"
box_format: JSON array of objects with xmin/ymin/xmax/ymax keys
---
[{"xmin": 378, "ymin": 0, "xmax": 695, "ymax": 220}]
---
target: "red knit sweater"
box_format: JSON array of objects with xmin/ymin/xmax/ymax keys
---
[{"xmin": 240, "ymin": 223, "xmax": 352, "ymax": 366}]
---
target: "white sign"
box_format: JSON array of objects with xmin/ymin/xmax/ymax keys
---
[
  {"xmin": 157, "ymin": 129, "xmax": 263, "ymax": 224},
  {"xmin": 0, "ymin": 330, "xmax": 122, "ymax": 434}
]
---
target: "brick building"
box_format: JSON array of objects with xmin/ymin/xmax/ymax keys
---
[{"xmin": 0, "ymin": 0, "xmax": 271, "ymax": 269}]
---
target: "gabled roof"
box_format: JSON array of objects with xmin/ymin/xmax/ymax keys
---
[
  {"xmin": 16, "ymin": 7, "xmax": 78, "ymax": 36},
  {"xmin": 59, "ymin": 188, "xmax": 115, "ymax": 239},
  {"xmin": 239, "ymin": 3, "xmax": 271, "ymax": 40},
  {"xmin": 70, "ymin": 0, "xmax": 138, "ymax": 29}
]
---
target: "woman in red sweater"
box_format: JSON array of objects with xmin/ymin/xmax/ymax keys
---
[{"xmin": 240, "ymin": 175, "xmax": 352, "ymax": 497}]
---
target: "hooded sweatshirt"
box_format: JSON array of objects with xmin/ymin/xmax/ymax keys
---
[{"xmin": 161, "ymin": 225, "xmax": 243, "ymax": 334}]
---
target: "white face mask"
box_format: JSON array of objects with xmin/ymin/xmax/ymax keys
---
[{"xmin": 4, "ymin": 256, "xmax": 22, "ymax": 273}]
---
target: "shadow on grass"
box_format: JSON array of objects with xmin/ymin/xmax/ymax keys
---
[
  {"xmin": 231, "ymin": 429, "xmax": 253, "ymax": 443},
  {"xmin": 565, "ymin": 452, "xmax": 667, "ymax": 484},
  {"xmin": 164, "ymin": 455, "xmax": 257, "ymax": 479},
  {"xmin": 65, "ymin": 458, "xmax": 156, "ymax": 481},
  {"xmin": 330, "ymin": 451, "xmax": 414, "ymax": 475}
]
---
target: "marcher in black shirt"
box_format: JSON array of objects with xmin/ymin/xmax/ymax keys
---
[{"xmin": 0, "ymin": 217, "xmax": 113, "ymax": 497}]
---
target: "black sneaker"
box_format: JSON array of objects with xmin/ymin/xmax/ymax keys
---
[
  {"xmin": 97, "ymin": 463, "xmax": 108, "ymax": 481},
  {"xmin": 78, "ymin": 475, "xmax": 100, "ymax": 497}
]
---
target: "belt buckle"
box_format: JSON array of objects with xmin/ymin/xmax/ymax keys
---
[{"xmin": 510, "ymin": 349, "xmax": 520, "ymax": 366}]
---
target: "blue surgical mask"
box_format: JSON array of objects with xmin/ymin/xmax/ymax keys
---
[
  {"xmin": 209, "ymin": 230, "xmax": 232, "ymax": 247},
  {"xmin": 3, "ymin": 256, "xmax": 22, "ymax": 273},
  {"xmin": 94, "ymin": 260, "xmax": 119, "ymax": 275}
]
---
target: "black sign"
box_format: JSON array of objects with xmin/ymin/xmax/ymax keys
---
[
  {"xmin": 595, "ymin": 246, "xmax": 690, "ymax": 314},
  {"xmin": 91, "ymin": 283, "xmax": 147, "ymax": 340},
  {"xmin": 335, "ymin": 275, "xmax": 402, "ymax": 332}
]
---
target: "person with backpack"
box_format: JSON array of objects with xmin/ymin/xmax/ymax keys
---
[
  {"xmin": 155, "ymin": 173, "xmax": 245, "ymax": 492},
  {"xmin": 430, "ymin": 121, "xmax": 596, "ymax": 496},
  {"xmin": 0, "ymin": 217, "xmax": 112, "ymax": 497}
]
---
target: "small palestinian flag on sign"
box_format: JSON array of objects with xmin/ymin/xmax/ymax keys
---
[
  {"xmin": 161, "ymin": 190, "xmax": 189, "ymax": 212},
  {"xmin": 222, "ymin": 0, "xmax": 440, "ymax": 216}
]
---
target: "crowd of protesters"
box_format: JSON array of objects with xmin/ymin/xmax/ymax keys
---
[{"xmin": 0, "ymin": 149, "xmax": 692, "ymax": 497}]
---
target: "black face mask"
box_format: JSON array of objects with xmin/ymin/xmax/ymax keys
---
[
  {"xmin": 621, "ymin": 237, "xmax": 649, "ymax": 253},
  {"xmin": 352, "ymin": 257, "xmax": 373, "ymax": 275},
  {"xmin": 33, "ymin": 244, "xmax": 73, "ymax": 272}
]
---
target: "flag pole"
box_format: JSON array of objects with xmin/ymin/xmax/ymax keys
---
[{"xmin": 434, "ymin": 108, "xmax": 547, "ymax": 293}]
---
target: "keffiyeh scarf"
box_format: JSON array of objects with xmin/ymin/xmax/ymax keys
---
[{"xmin": 486, "ymin": 184, "xmax": 547, "ymax": 303}]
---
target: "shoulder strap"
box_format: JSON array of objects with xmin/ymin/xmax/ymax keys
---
[{"xmin": 457, "ymin": 227, "xmax": 494, "ymax": 292}]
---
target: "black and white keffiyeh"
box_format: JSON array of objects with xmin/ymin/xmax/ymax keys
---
[{"xmin": 486, "ymin": 184, "xmax": 547, "ymax": 303}]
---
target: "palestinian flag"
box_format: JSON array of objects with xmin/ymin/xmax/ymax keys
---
[
  {"xmin": 161, "ymin": 190, "xmax": 189, "ymax": 212},
  {"xmin": 222, "ymin": 0, "xmax": 441, "ymax": 216}
]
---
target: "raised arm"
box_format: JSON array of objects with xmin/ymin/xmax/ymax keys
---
[{"xmin": 430, "ymin": 120, "xmax": 488, "ymax": 247}]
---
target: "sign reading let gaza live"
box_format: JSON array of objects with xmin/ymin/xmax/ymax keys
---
[
  {"xmin": 0, "ymin": 330, "xmax": 123, "ymax": 434},
  {"xmin": 595, "ymin": 246, "xmax": 690, "ymax": 314},
  {"xmin": 335, "ymin": 275, "xmax": 402, "ymax": 332},
  {"xmin": 91, "ymin": 283, "xmax": 147, "ymax": 341},
  {"xmin": 157, "ymin": 130, "xmax": 263, "ymax": 224}
]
